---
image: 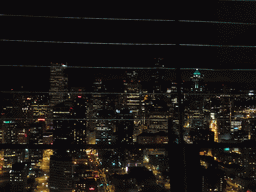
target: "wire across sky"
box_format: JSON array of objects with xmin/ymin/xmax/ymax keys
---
[
  {"xmin": 1, "ymin": 14, "xmax": 256, "ymax": 25},
  {"xmin": 1, "ymin": 39, "xmax": 256, "ymax": 48}
]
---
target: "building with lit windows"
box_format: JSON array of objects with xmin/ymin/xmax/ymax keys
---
[
  {"xmin": 137, "ymin": 131, "xmax": 168, "ymax": 145},
  {"xmin": 48, "ymin": 62, "xmax": 68, "ymax": 130},
  {"xmin": 185, "ymin": 69, "xmax": 208, "ymax": 134},
  {"xmin": 190, "ymin": 69, "xmax": 204, "ymax": 92},
  {"xmin": 0, "ymin": 129, "xmax": 3, "ymax": 144},
  {"xmin": 27, "ymin": 122, "xmax": 44, "ymax": 167},
  {"xmin": 88, "ymin": 79, "xmax": 116, "ymax": 145},
  {"xmin": 9, "ymin": 162, "xmax": 29, "ymax": 192},
  {"xmin": 122, "ymin": 71, "xmax": 143, "ymax": 128},
  {"xmin": 49, "ymin": 149, "xmax": 72, "ymax": 192},
  {"xmin": 146, "ymin": 111, "xmax": 169, "ymax": 133},
  {"xmin": 69, "ymin": 87, "xmax": 88, "ymax": 146},
  {"xmin": 52, "ymin": 102, "xmax": 72, "ymax": 143},
  {"xmin": 151, "ymin": 58, "xmax": 165, "ymax": 101},
  {"xmin": 116, "ymin": 107, "xmax": 134, "ymax": 144},
  {"xmin": 43, "ymin": 131, "xmax": 53, "ymax": 144}
]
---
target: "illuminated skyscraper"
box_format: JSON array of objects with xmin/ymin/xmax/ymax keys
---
[
  {"xmin": 151, "ymin": 58, "xmax": 165, "ymax": 100},
  {"xmin": 48, "ymin": 62, "xmax": 68, "ymax": 130},
  {"xmin": 87, "ymin": 79, "xmax": 116, "ymax": 145},
  {"xmin": 190, "ymin": 68, "xmax": 204, "ymax": 92}
]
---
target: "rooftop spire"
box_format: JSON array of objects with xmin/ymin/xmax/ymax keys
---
[{"xmin": 193, "ymin": 68, "xmax": 201, "ymax": 76}]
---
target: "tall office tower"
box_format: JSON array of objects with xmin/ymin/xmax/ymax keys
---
[
  {"xmin": 116, "ymin": 107, "xmax": 134, "ymax": 144},
  {"xmin": 185, "ymin": 69, "xmax": 207, "ymax": 132},
  {"xmin": 141, "ymin": 58, "xmax": 169, "ymax": 134},
  {"xmin": 52, "ymin": 102, "xmax": 72, "ymax": 144},
  {"xmin": 88, "ymin": 79, "xmax": 116, "ymax": 145},
  {"xmin": 166, "ymin": 80, "xmax": 185, "ymax": 132},
  {"xmin": 48, "ymin": 62, "xmax": 68, "ymax": 130},
  {"xmin": 88, "ymin": 78, "xmax": 106, "ymax": 133},
  {"xmin": 151, "ymin": 58, "xmax": 165, "ymax": 100},
  {"xmin": 217, "ymin": 95, "xmax": 232, "ymax": 136},
  {"xmin": 27, "ymin": 122, "xmax": 43, "ymax": 167},
  {"xmin": 2, "ymin": 92, "xmax": 25, "ymax": 144},
  {"xmin": 20, "ymin": 93, "xmax": 49, "ymax": 126},
  {"xmin": 49, "ymin": 149, "xmax": 72, "ymax": 192},
  {"xmin": 9, "ymin": 162, "xmax": 29, "ymax": 192},
  {"xmin": 190, "ymin": 68, "xmax": 204, "ymax": 92},
  {"xmin": 69, "ymin": 87, "xmax": 87, "ymax": 146},
  {"xmin": 2, "ymin": 120, "xmax": 26, "ymax": 170},
  {"xmin": 122, "ymin": 71, "xmax": 143, "ymax": 133}
]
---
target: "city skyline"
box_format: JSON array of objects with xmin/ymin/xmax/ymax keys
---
[{"xmin": 2, "ymin": 3, "xmax": 256, "ymax": 191}]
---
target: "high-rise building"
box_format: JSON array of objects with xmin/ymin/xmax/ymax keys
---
[
  {"xmin": 9, "ymin": 162, "xmax": 29, "ymax": 192},
  {"xmin": 48, "ymin": 62, "xmax": 68, "ymax": 130},
  {"xmin": 69, "ymin": 87, "xmax": 87, "ymax": 146},
  {"xmin": 52, "ymin": 102, "xmax": 72, "ymax": 144},
  {"xmin": 121, "ymin": 71, "xmax": 144, "ymax": 143},
  {"xmin": 27, "ymin": 122, "xmax": 44, "ymax": 167},
  {"xmin": 88, "ymin": 79, "xmax": 116, "ymax": 145},
  {"xmin": 49, "ymin": 149, "xmax": 72, "ymax": 192},
  {"xmin": 185, "ymin": 69, "xmax": 207, "ymax": 132},
  {"xmin": 190, "ymin": 68, "xmax": 204, "ymax": 92},
  {"xmin": 116, "ymin": 107, "xmax": 134, "ymax": 144},
  {"xmin": 151, "ymin": 58, "xmax": 165, "ymax": 100}
]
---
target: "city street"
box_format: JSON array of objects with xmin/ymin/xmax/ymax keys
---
[
  {"xmin": 144, "ymin": 162, "xmax": 169, "ymax": 190},
  {"xmin": 35, "ymin": 149, "xmax": 53, "ymax": 191},
  {"xmin": 35, "ymin": 175, "xmax": 49, "ymax": 192},
  {"xmin": 225, "ymin": 177, "xmax": 243, "ymax": 192}
]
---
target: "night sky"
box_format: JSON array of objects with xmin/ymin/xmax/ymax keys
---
[{"xmin": 1, "ymin": 2, "xmax": 256, "ymax": 91}]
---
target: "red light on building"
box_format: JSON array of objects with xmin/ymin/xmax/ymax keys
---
[
  {"xmin": 25, "ymin": 134, "xmax": 27, "ymax": 137},
  {"xmin": 38, "ymin": 118, "xmax": 45, "ymax": 121},
  {"xmin": 89, "ymin": 187, "xmax": 95, "ymax": 190},
  {"xmin": 78, "ymin": 96, "xmax": 82, "ymax": 98},
  {"xmin": 51, "ymin": 142, "xmax": 53, "ymax": 145},
  {"xmin": 11, "ymin": 89, "xmax": 13, "ymax": 91}
]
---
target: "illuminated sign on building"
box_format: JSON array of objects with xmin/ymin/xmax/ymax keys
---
[{"xmin": 3, "ymin": 121, "xmax": 12, "ymax": 123}]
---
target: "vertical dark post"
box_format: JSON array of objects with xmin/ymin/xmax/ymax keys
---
[
  {"xmin": 177, "ymin": 67, "xmax": 187, "ymax": 192},
  {"xmin": 169, "ymin": 17, "xmax": 187, "ymax": 192},
  {"xmin": 176, "ymin": 68, "xmax": 184, "ymax": 146}
]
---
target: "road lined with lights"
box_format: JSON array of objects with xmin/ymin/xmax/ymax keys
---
[
  {"xmin": 35, "ymin": 149, "xmax": 53, "ymax": 192},
  {"xmin": 143, "ymin": 161, "xmax": 169, "ymax": 190}
]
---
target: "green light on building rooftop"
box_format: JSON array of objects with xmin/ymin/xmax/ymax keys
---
[
  {"xmin": 193, "ymin": 69, "xmax": 201, "ymax": 76},
  {"xmin": 3, "ymin": 121, "xmax": 11, "ymax": 123}
]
